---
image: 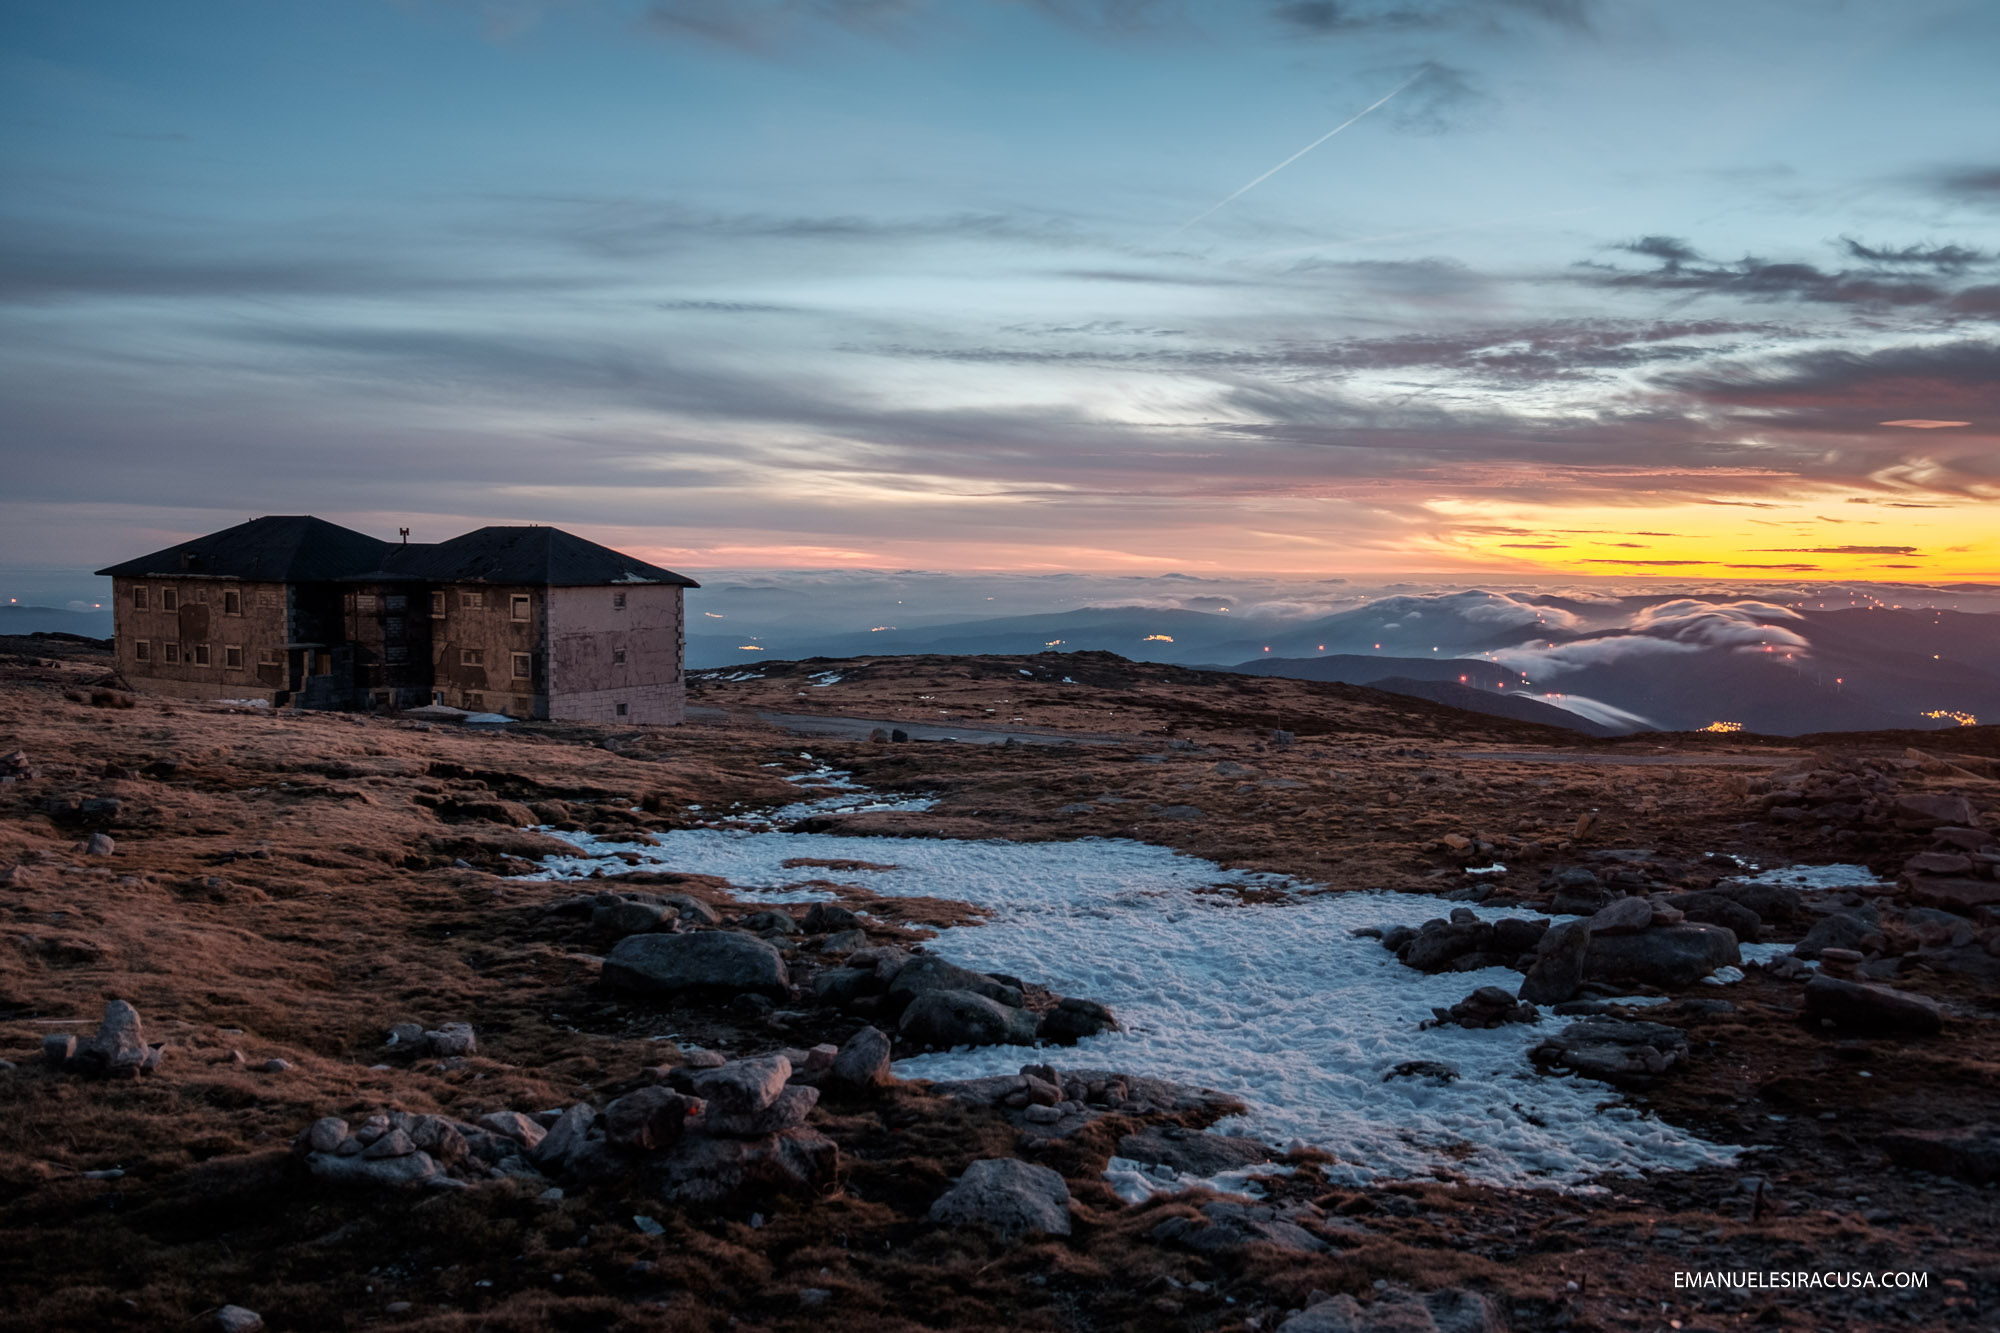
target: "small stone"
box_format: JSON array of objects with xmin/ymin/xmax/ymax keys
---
[
  {"xmin": 829, "ymin": 1026, "xmax": 893, "ymax": 1089},
  {"xmin": 604, "ymin": 1087, "xmax": 703, "ymax": 1151},
  {"xmin": 424, "ymin": 1022, "xmax": 476, "ymax": 1057},
  {"xmin": 1022, "ymin": 1103, "xmax": 1064, "ymax": 1124},
  {"xmin": 819, "ymin": 929, "xmax": 868, "ymax": 954},
  {"xmin": 363, "ymin": 1128, "xmax": 417, "ymax": 1159},
  {"xmin": 262, "ymin": 1058, "xmax": 292, "ymax": 1073},
  {"xmin": 84, "ymin": 832, "xmax": 116, "ymax": 857},
  {"xmin": 307, "ymin": 1116, "xmax": 349, "ymax": 1153},
  {"xmin": 803, "ymin": 1043, "xmax": 838, "ymax": 1073},
  {"xmin": 689, "ymin": 1055, "xmax": 792, "ymax": 1117},
  {"xmin": 1587, "ymin": 896, "xmax": 1654, "ymax": 936},
  {"xmin": 478, "ymin": 1110, "xmax": 546, "ymax": 1149},
  {"xmin": 42, "ymin": 1033, "xmax": 75, "ymax": 1066},
  {"xmin": 214, "ymin": 1307, "xmax": 265, "ymax": 1333},
  {"xmin": 386, "ymin": 1022, "xmax": 425, "ymax": 1047},
  {"xmin": 700, "ymin": 1083, "xmax": 818, "ymax": 1137}
]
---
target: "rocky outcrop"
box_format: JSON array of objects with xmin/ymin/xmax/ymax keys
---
[
  {"xmin": 1878, "ymin": 1125, "xmax": 2000, "ymax": 1184},
  {"xmin": 1518, "ymin": 918, "xmax": 1591, "ymax": 1004},
  {"xmin": 1532, "ymin": 1018, "xmax": 1690, "ymax": 1082},
  {"xmin": 601, "ymin": 930, "xmax": 791, "ymax": 1001},
  {"xmin": 1280, "ymin": 1289, "xmax": 1506, "ymax": 1333},
  {"xmin": 1425, "ymin": 985, "xmax": 1538, "ymax": 1030},
  {"xmin": 1583, "ymin": 923, "xmax": 1739, "ymax": 988},
  {"xmin": 928, "ymin": 1157, "xmax": 1072, "ymax": 1240},
  {"xmin": 49, "ymin": 1000, "xmax": 167, "ymax": 1078},
  {"xmin": 1801, "ymin": 975, "xmax": 1944, "ymax": 1034},
  {"xmin": 899, "ymin": 988, "xmax": 1040, "ymax": 1050}
]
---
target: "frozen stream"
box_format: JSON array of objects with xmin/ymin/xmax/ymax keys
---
[{"xmin": 525, "ymin": 765, "xmax": 1804, "ymax": 1189}]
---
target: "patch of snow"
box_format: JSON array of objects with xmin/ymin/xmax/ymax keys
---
[
  {"xmin": 1464, "ymin": 863, "xmax": 1507, "ymax": 876},
  {"xmin": 213, "ymin": 698, "xmax": 271, "ymax": 708},
  {"xmin": 1018, "ymin": 669, "xmax": 1032, "ymax": 677},
  {"xmin": 527, "ymin": 793, "xmax": 1750, "ymax": 1188},
  {"xmin": 808, "ymin": 672, "xmax": 844, "ymax": 687},
  {"xmin": 1734, "ymin": 863, "xmax": 1889, "ymax": 891},
  {"xmin": 1102, "ymin": 1156, "xmax": 1294, "ymax": 1205}
]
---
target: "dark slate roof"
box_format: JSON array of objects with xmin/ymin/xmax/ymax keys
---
[
  {"xmin": 382, "ymin": 526, "xmax": 699, "ymax": 588},
  {"xmin": 95, "ymin": 516, "xmax": 397, "ymax": 581}
]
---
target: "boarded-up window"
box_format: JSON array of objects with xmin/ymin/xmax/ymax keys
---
[
  {"xmin": 259, "ymin": 648, "xmax": 281, "ymax": 666},
  {"xmin": 134, "ymin": 640, "xmax": 150, "ymax": 661},
  {"xmin": 613, "ymin": 648, "xmax": 627, "ymax": 665},
  {"xmin": 224, "ymin": 645, "xmax": 243, "ymax": 669},
  {"xmin": 616, "ymin": 702, "xmax": 629, "ymax": 717},
  {"xmin": 460, "ymin": 591, "xmax": 484, "ymax": 610},
  {"xmin": 193, "ymin": 643, "xmax": 211, "ymax": 666},
  {"xmin": 357, "ymin": 594, "xmax": 378, "ymax": 613},
  {"xmin": 131, "ymin": 587, "xmax": 147, "ymax": 610},
  {"xmin": 510, "ymin": 595, "xmax": 530, "ymax": 620},
  {"xmin": 163, "ymin": 642, "xmax": 181, "ymax": 664},
  {"xmin": 258, "ymin": 590, "xmax": 280, "ymax": 609},
  {"xmin": 385, "ymin": 644, "xmax": 408, "ymax": 663},
  {"xmin": 161, "ymin": 588, "xmax": 179, "ymax": 612},
  {"xmin": 385, "ymin": 595, "xmax": 406, "ymax": 612},
  {"xmin": 613, "ymin": 592, "xmax": 627, "ymax": 610},
  {"xmin": 430, "ymin": 591, "xmax": 446, "ymax": 617},
  {"xmin": 461, "ymin": 648, "xmax": 484, "ymax": 666},
  {"xmin": 511, "ymin": 652, "xmax": 531, "ymax": 679},
  {"xmin": 223, "ymin": 589, "xmax": 242, "ymax": 615}
]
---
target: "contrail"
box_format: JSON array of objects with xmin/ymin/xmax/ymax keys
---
[{"xmin": 1167, "ymin": 71, "xmax": 1421, "ymax": 238}]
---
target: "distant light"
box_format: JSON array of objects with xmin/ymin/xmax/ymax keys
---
[
  {"xmin": 736, "ymin": 645, "xmax": 764, "ymax": 652},
  {"xmin": 1142, "ymin": 634, "xmax": 1174, "ymax": 642}
]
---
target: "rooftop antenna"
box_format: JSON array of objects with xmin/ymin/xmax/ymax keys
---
[{"xmin": 399, "ymin": 527, "xmax": 410, "ymax": 544}]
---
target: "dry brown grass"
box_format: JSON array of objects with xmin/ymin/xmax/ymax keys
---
[{"xmin": 2, "ymin": 638, "xmax": 1995, "ymax": 1330}]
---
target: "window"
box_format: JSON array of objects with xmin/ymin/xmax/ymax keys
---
[
  {"xmin": 612, "ymin": 648, "xmax": 626, "ymax": 665},
  {"xmin": 459, "ymin": 591, "xmax": 484, "ymax": 611},
  {"xmin": 134, "ymin": 640, "xmax": 150, "ymax": 662},
  {"xmin": 511, "ymin": 652, "xmax": 531, "ymax": 679},
  {"xmin": 193, "ymin": 643, "xmax": 211, "ymax": 666},
  {"xmin": 357, "ymin": 594, "xmax": 378, "ymax": 612},
  {"xmin": 259, "ymin": 648, "xmax": 281, "ymax": 666},
  {"xmin": 131, "ymin": 587, "xmax": 147, "ymax": 610},
  {"xmin": 223, "ymin": 589, "xmax": 242, "ymax": 616},
  {"xmin": 385, "ymin": 594, "xmax": 406, "ymax": 613},
  {"xmin": 615, "ymin": 702, "xmax": 629, "ymax": 717},
  {"xmin": 385, "ymin": 644, "xmax": 408, "ymax": 664},
  {"xmin": 224, "ymin": 645, "xmax": 243, "ymax": 670},
  {"xmin": 463, "ymin": 693, "xmax": 484, "ymax": 710},
  {"xmin": 430, "ymin": 591, "xmax": 446, "ymax": 618},
  {"xmin": 258, "ymin": 590, "xmax": 280, "ymax": 610},
  {"xmin": 510, "ymin": 595, "xmax": 530, "ymax": 621},
  {"xmin": 161, "ymin": 588, "xmax": 179, "ymax": 612},
  {"xmin": 384, "ymin": 616, "xmax": 405, "ymax": 637},
  {"xmin": 460, "ymin": 648, "xmax": 484, "ymax": 667},
  {"xmin": 162, "ymin": 642, "xmax": 181, "ymax": 664},
  {"xmin": 612, "ymin": 592, "xmax": 627, "ymax": 610}
]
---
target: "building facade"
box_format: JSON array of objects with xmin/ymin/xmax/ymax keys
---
[{"xmin": 97, "ymin": 517, "xmax": 698, "ymax": 723}]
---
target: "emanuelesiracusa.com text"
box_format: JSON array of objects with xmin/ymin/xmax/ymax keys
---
[{"xmin": 1676, "ymin": 1271, "xmax": 1929, "ymax": 1291}]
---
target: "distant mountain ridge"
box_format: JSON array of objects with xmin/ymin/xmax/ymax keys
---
[{"xmin": 0, "ymin": 605, "xmax": 112, "ymax": 639}]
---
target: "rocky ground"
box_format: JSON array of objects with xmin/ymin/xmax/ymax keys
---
[{"xmin": 1, "ymin": 636, "xmax": 1997, "ymax": 1331}]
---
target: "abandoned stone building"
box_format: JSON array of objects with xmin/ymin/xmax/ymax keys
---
[{"xmin": 96, "ymin": 516, "xmax": 699, "ymax": 723}]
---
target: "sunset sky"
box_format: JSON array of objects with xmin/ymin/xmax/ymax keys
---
[{"xmin": 4, "ymin": 0, "xmax": 1997, "ymax": 581}]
